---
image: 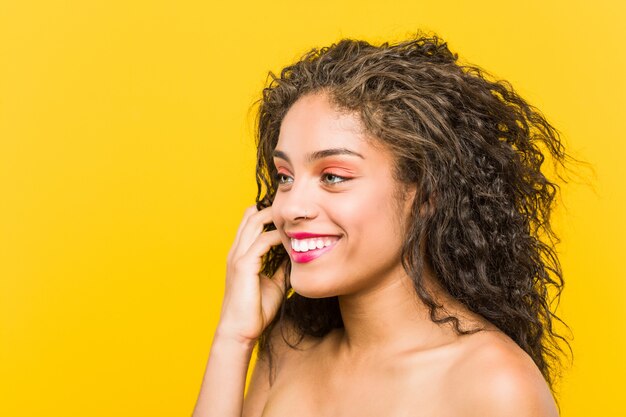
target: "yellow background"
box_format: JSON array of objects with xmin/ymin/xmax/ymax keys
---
[{"xmin": 1, "ymin": 1, "xmax": 624, "ymax": 416}]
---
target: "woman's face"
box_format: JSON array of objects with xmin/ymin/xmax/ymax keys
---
[{"xmin": 271, "ymin": 93, "xmax": 416, "ymax": 298}]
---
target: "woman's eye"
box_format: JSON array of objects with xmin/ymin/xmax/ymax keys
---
[
  {"xmin": 274, "ymin": 172, "xmax": 349, "ymax": 187},
  {"xmin": 322, "ymin": 173, "xmax": 348, "ymax": 185},
  {"xmin": 275, "ymin": 172, "xmax": 292, "ymax": 185}
]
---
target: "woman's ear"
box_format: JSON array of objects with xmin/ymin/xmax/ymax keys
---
[
  {"xmin": 419, "ymin": 191, "xmax": 436, "ymax": 217},
  {"xmin": 399, "ymin": 184, "xmax": 434, "ymax": 221},
  {"xmin": 402, "ymin": 184, "xmax": 418, "ymax": 213}
]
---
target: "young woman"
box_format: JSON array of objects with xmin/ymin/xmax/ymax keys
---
[{"xmin": 193, "ymin": 34, "xmax": 571, "ymax": 417}]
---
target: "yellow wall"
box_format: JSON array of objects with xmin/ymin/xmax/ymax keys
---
[{"xmin": 1, "ymin": 1, "xmax": 624, "ymax": 416}]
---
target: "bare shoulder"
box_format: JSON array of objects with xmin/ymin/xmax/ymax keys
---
[
  {"xmin": 242, "ymin": 319, "xmax": 321, "ymax": 417},
  {"xmin": 448, "ymin": 330, "xmax": 559, "ymax": 417},
  {"xmin": 258, "ymin": 318, "xmax": 323, "ymax": 369}
]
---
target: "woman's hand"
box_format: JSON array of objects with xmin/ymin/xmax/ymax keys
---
[{"xmin": 216, "ymin": 205, "xmax": 288, "ymax": 347}]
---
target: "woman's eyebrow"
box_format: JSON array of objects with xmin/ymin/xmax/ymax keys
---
[{"xmin": 272, "ymin": 148, "xmax": 365, "ymax": 164}]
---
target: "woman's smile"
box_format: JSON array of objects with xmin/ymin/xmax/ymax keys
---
[
  {"xmin": 290, "ymin": 236, "xmax": 339, "ymax": 252},
  {"xmin": 289, "ymin": 237, "xmax": 341, "ymax": 264}
]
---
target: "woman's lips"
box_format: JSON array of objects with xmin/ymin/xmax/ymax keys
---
[{"xmin": 290, "ymin": 239, "xmax": 339, "ymax": 263}]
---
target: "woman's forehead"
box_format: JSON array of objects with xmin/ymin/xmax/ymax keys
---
[{"xmin": 277, "ymin": 93, "xmax": 375, "ymax": 158}]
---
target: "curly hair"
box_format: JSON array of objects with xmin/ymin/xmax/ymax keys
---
[{"xmin": 253, "ymin": 33, "xmax": 572, "ymax": 393}]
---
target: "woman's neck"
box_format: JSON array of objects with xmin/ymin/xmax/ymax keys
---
[{"xmin": 335, "ymin": 261, "xmax": 481, "ymax": 359}]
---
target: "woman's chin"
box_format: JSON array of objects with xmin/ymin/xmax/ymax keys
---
[{"xmin": 289, "ymin": 271, "xmax": 339, "ymax": 299}]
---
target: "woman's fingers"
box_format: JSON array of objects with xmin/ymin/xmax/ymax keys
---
[
  {"xmin": 231, "ymin": 206, "xmax": 275, "ymax": 262},
  {"xmin": 220, "ymin": 227, "xmax": 285, "ymax": 341},
  {"xmin": 233, "ymin": 229, "xmax": 282, "ymax": 273},
  {"xmin": 227, "ymin": 205, "xmax": 258, "ymax": 263}
]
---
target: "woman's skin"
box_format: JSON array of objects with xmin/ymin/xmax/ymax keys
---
[{"xmin": 193, "ymin": 93, "xmax": 559, "ymax": 417}]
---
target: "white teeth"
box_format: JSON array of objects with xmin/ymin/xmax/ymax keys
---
[{"xmin": 290, "ymin": 236, "xmax": 339, "ymax": 252}]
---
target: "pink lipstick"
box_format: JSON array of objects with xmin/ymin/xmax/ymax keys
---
[{"xmin": 286, "ymin": 232, "xmax": 333, "ymax": 239}]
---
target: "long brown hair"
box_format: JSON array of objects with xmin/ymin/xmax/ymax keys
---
[{"xmin": 254, "ymin": 33, "xmax": 573, "ymax": 393}]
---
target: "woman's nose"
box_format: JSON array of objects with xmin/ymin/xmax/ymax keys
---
[{"xmin": 275, "ymin": 179, "xmax": 318, "ymax": 222}]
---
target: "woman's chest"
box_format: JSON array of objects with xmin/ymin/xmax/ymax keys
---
[{"xmin": 260, "ymin": 354, "xmax": 459, "ymax": 417}]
